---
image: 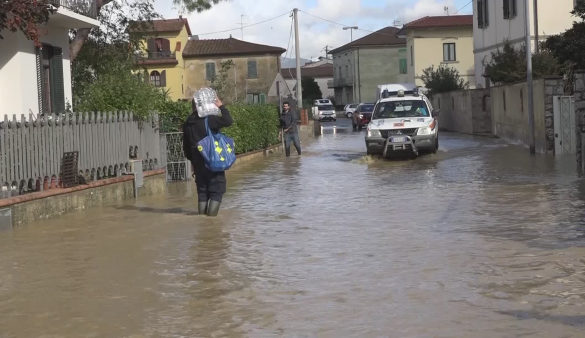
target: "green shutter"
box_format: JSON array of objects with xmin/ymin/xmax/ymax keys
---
[
  {"xmin": 247, "ymin": 60, "xmax": 257, "ymax": 79},
  {"xmin": 206, "ymin": 62, "xmax": 216, "ymax": 80},
  {"xmin": 260, "ymin": 93, "xmax": 266, "ymax": 104},
  {"xmin": 399, "ymin": 59, "xmax": 407, "ymax": 74},
  {"xmin": 50, "ymin": 47, "xmax": 65, "ymax": 114}
]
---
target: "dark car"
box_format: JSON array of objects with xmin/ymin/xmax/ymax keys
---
[{"xmin": 352, "ymin": 103, "xmax": 375, "ymax": 131}]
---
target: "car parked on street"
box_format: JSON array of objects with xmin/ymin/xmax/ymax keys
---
[
  {"xmin": 344, "ymin": 103, "xmax": 358, "ymax": 118},
  {"xmin": 365, "ymin": 88, "xmax": 438, "ymax": 157},
  {"xmin": 313, "ymin": 104, "xmax": 336, "ymax": 122},
  {"xmin": 314, "ymin": 98, "xmax": 333, "ymax": 106},
  {"xmin": 352, "ymin": 103, "xmax": 375, "ymax": 131}
]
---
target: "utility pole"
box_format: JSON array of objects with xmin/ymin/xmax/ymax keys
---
[
  {"xmin": 525, "ymin": 0, "xmax": 536, "ymax": 154},
  {"xmin": 343, "ymin": 26, "xmax": 358, "ymax": 42},
  {"xmin": 533, "ymin": 0, "xmax": 539, "ymax": 53},
  {"xmin": 239, "ymin": 14, "xmax": 246, "ymax": 40},
  {"xmin": 293, "ymin": 8, "xmax": 303, "ymax": 109}
]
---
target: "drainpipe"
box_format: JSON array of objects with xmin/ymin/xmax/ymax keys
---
[{"xmin": 357, "ymin": 47, "xmax": 361, "ymax": 103}]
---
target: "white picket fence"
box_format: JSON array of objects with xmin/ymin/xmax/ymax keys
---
[{"xmin": 0, "ymin": 112, "xmax": 162, "ymax": 198}]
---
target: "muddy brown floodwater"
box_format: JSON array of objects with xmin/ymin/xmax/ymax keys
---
[{"xmin": 1, "ymin": 126, "xmax": 584, "ymax": 337}]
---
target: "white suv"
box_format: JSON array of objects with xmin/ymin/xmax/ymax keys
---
[{"xmin": 365, "ymin": 91, "xmax": 439, "ymax": 157}]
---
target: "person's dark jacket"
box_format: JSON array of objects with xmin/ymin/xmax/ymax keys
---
[
  {"xmin": 183, "ymin": 105, "xmax": 233, "ymax": 167},
  {"xmin": 280, "ymin": 109, "xmax": 298, "ymax": 134}
]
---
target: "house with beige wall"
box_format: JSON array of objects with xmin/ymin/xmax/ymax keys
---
[
  {"xmin": 473, "ymin": 0, "xmax": 578, "ymax": 88},
  {"xmin": 182, "ymin": 37, "xmax": 285, "ymax": 104},
  {"xmin": 131, "ymin": 18, "xmax": 191, "ymax": 101},
  {"xmin": 400, "ymin": 15, "xmax": 475, "ymax": 89},
  {"xmin": 0, "ymin": 0, "xmax": 99, "ymax": 119},
  {"xmin": 329, "ymin": 27, "xmax": 408, "ymax": 105}
]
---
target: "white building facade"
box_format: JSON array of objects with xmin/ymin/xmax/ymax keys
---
[
  {"xmin": 473, "ymin": 0, "xmax": 577, "ymax": 88},
  {"xmin": 0, "ymin": 1, "xmax": 99, "ymax": 119}
]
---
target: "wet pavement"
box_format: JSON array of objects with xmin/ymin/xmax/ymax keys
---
[{"xmin": 1, "ymin": 118, "xmax": 585, "ymax": 337}]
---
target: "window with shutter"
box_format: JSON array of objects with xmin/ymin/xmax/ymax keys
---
[
  {"xmin": 478, "ymin": 0, "xmax": 489, "ymax": 28},
  {"xmin": 504, "ymin": 0, "xmax": 517, "ymax": 19},
  {"xmin": 49, "ymin": 47, "xmax": 65, "ymax": 114},
  {"xmin": 247, "ymin": 60, "xmax": 257, "ymax": 79},
  {"xmin": 399, "ymin": 58, "xmax": 407, "ymax": 74},
  {"xmin": 35, "ymin": 47, "xmax": 45, "ymax": 115},
  {"xmin": 206, "ymin": 62, "xmax": 216, "ymax": 81},
  {"xmin": 150, "ymin": 71, "xmax": 161, "ymax": 87},
  {"xmin": 443, "ymin": 43, "xmax": 456, "ymax": 62},
  {"xmin": 160, "ymin": 70, "xmax": 167, "ymax": 87}
]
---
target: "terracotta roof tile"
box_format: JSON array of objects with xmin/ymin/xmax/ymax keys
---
[
  {"xmin": 403, "ymin": 15, "xmax": 473, "ymax": 29},
  {"xmin": 329, "ymin": 27, "xmax": 405, "ymax": 54},
  {"xmin": 183, "ymin": 37, "xmax": 286, "ymax": 57},
  {"xmin": 129, "ymin": 18, "xmax": 191, "ymax": 35},
  {"xmin": 281, "ymin": 63, "xmax": 334, "ymax": 79}
]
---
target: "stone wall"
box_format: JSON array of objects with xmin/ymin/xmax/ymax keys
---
[
  {"xmin": 431, "ymin": 88, "xmax": 491, "ymax": 135},
  {"xmin": 574, "ymin": 71, "xmax": 585, "ymax": 175}
]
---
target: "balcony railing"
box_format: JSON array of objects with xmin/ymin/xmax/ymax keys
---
[
  {"xmin": 51, "ymin": 0, "xmax": 97, "ymax": 19},
  {"xmin": 146, "ymin": 51, "xmax": 176, "ymax": 59}
]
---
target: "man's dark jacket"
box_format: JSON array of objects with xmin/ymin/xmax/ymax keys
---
[
  {"xmin": 280, "ymin": 109, "xmax": 298, "ymax": 134},
  {"xmin": 183, "ymin": 105, "xmax": 233, "ymax": 170}
]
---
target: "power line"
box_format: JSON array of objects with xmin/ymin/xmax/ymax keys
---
[
  {"xmin": 298, "ymin": 9, "xmax": 398, "ymax": 39},
  {"xmin": 196, "ymin": 10, "xmax": 291, "ymax": 36},
  {"xmin": 455, "ymin": 0, "xmax": 473, "ymax": 14}
]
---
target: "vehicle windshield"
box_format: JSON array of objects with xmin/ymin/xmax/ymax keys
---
[
  {"xmin": 318, "ymin": 105, "xmax": 335, "ymax": 111},
  {"xmin": 318, "ymin": 99, "xmax": 330, "ymax": 103},
  {"xmin": 359, "ymin": 104, "xmax": 375, "ymax": 113},
  {"xmin": 350, "ymin": 104, "xmax": 358, "ymax": 108},
  {"xmin": 372, "ymin": 100, "xmax": 430, "ymax": 119}
]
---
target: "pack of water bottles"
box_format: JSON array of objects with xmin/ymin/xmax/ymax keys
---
[{"xmin": 193, "ymin": 87, "xmax": 220, "ymax": 117}]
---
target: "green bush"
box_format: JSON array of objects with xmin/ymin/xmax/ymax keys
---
[
  {"xmin": 224, "ymin": 103, "xmax": 280, "ymax": 154},
  {"xmin": 159, "ymin": 100, "xmax": 191, "ymax": 132}
]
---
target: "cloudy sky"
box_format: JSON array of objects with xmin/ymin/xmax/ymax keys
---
[{"xmin": 154, "ymin": 0, "xmax": 473, "ymax": 60}]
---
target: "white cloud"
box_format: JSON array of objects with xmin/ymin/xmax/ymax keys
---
[{"xmin": 153, "ymin": 0, "xmax": 464, "ymax": 59}]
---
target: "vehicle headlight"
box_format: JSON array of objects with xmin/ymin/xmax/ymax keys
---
[
  {"xmin": 359, "ymin": 114, "xmax": 364, "ymax": 118},
  {"xmin": 367, "ymin": 129, "xmax": 381, "ymax": 138},
  {"xmin": 417, "ymin": 120, "xmax": 437, "ymax": 135}
]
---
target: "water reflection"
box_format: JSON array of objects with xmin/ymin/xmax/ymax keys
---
[{"xmin": 0, "ymin": 129, "xmax": 584, "ymax": 336}]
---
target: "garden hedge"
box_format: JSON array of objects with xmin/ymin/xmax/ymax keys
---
[{"xmin": 160, "ymin": 103, "xmax": 281, "ymax": 155}]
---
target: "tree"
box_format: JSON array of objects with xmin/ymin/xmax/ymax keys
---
[
  {"xmin": 483, "ymin": 42, "xmax": 562, "ymax": 85},
  {"xmin": 70, "ymin": 0, "xmax": 226, "ymax": 61},
  {"xmin": 544, "ymin": 3, "xmax": 585, "ymax": 71},
  {"xmin": 301, "ymin": 77, "xmax": 322, "ymax": 106},
  {"xmin": 210, "ymin": 60, "xmax": 235, "ymax": 103},
  {"xmin": 420, "ymin": 65, "xmax": 468, "ymax": 96},
  {"xmin": 0, "ymin": 0, "xmax": 54, "ymax": 46}
]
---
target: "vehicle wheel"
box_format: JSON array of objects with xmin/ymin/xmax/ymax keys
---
[
  {"xmin": 432, "ymin": 137, "xmax": 439, "ymax": 153},
  {"xmin": 366, "ymin": 146, "xmax": 375, "ymax": 156},
  {"xmin": 347, "ymin": 112, "xmax": 352, "ymax": 118}
]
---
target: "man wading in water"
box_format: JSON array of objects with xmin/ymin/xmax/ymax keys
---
[{"xmin": 280, "ymin": 102, "xmax": 301, "ymax": 157}]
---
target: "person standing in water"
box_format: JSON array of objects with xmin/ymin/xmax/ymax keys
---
[{"xmin": 183, "ymin": 97, "xmax": 233, "ymax": 216}]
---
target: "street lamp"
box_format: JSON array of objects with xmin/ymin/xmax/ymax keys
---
[{"xmin": 343, "ymin": 26, "xmax": 359, "ymax": 42}]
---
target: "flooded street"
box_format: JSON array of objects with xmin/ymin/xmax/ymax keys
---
[{"xmin": 1, "ymin": 120, "xmax": 585, "ymax": 337}]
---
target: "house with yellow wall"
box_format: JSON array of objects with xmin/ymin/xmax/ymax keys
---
[
  {"xmin": 130, "ymin": 18, "xmax": 191, "ymax": 101},
  {"xmin": 399, "ymin": 15, "xmax": 475, "ymax": 89},
  {"xmin": 182, "ymin": 37, "xmax": 285, "ymax": 104}
]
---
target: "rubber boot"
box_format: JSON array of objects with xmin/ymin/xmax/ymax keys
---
[
  {"xmin": 207, "ymin": 200, "xmax": 221, "ymax": 217},
  {"xmin": 198, "ymin": 201, "xmax": 208, "ymax": 215}
]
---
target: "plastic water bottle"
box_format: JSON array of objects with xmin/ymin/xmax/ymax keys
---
[{"xmin": 194, "ymin": 88, "xmax": 220, "ymax": 117}]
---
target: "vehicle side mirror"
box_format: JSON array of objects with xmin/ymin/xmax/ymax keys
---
[{"xmin": 432, "ymin": 109, "xmax": 440, "ymax": 118}]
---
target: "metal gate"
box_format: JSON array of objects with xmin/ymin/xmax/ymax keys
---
[
  {"xmin": 553, "ymin": 96, "xmax": 576, "ymax": 155},
  {"xmin": 162, "ymin": 132, "xmax": 191, "ymax": 181}
]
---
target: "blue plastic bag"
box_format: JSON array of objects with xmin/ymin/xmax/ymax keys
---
[{"xmin": 197, "ymin": 117, "xmax": 236, "ymax": 172}]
